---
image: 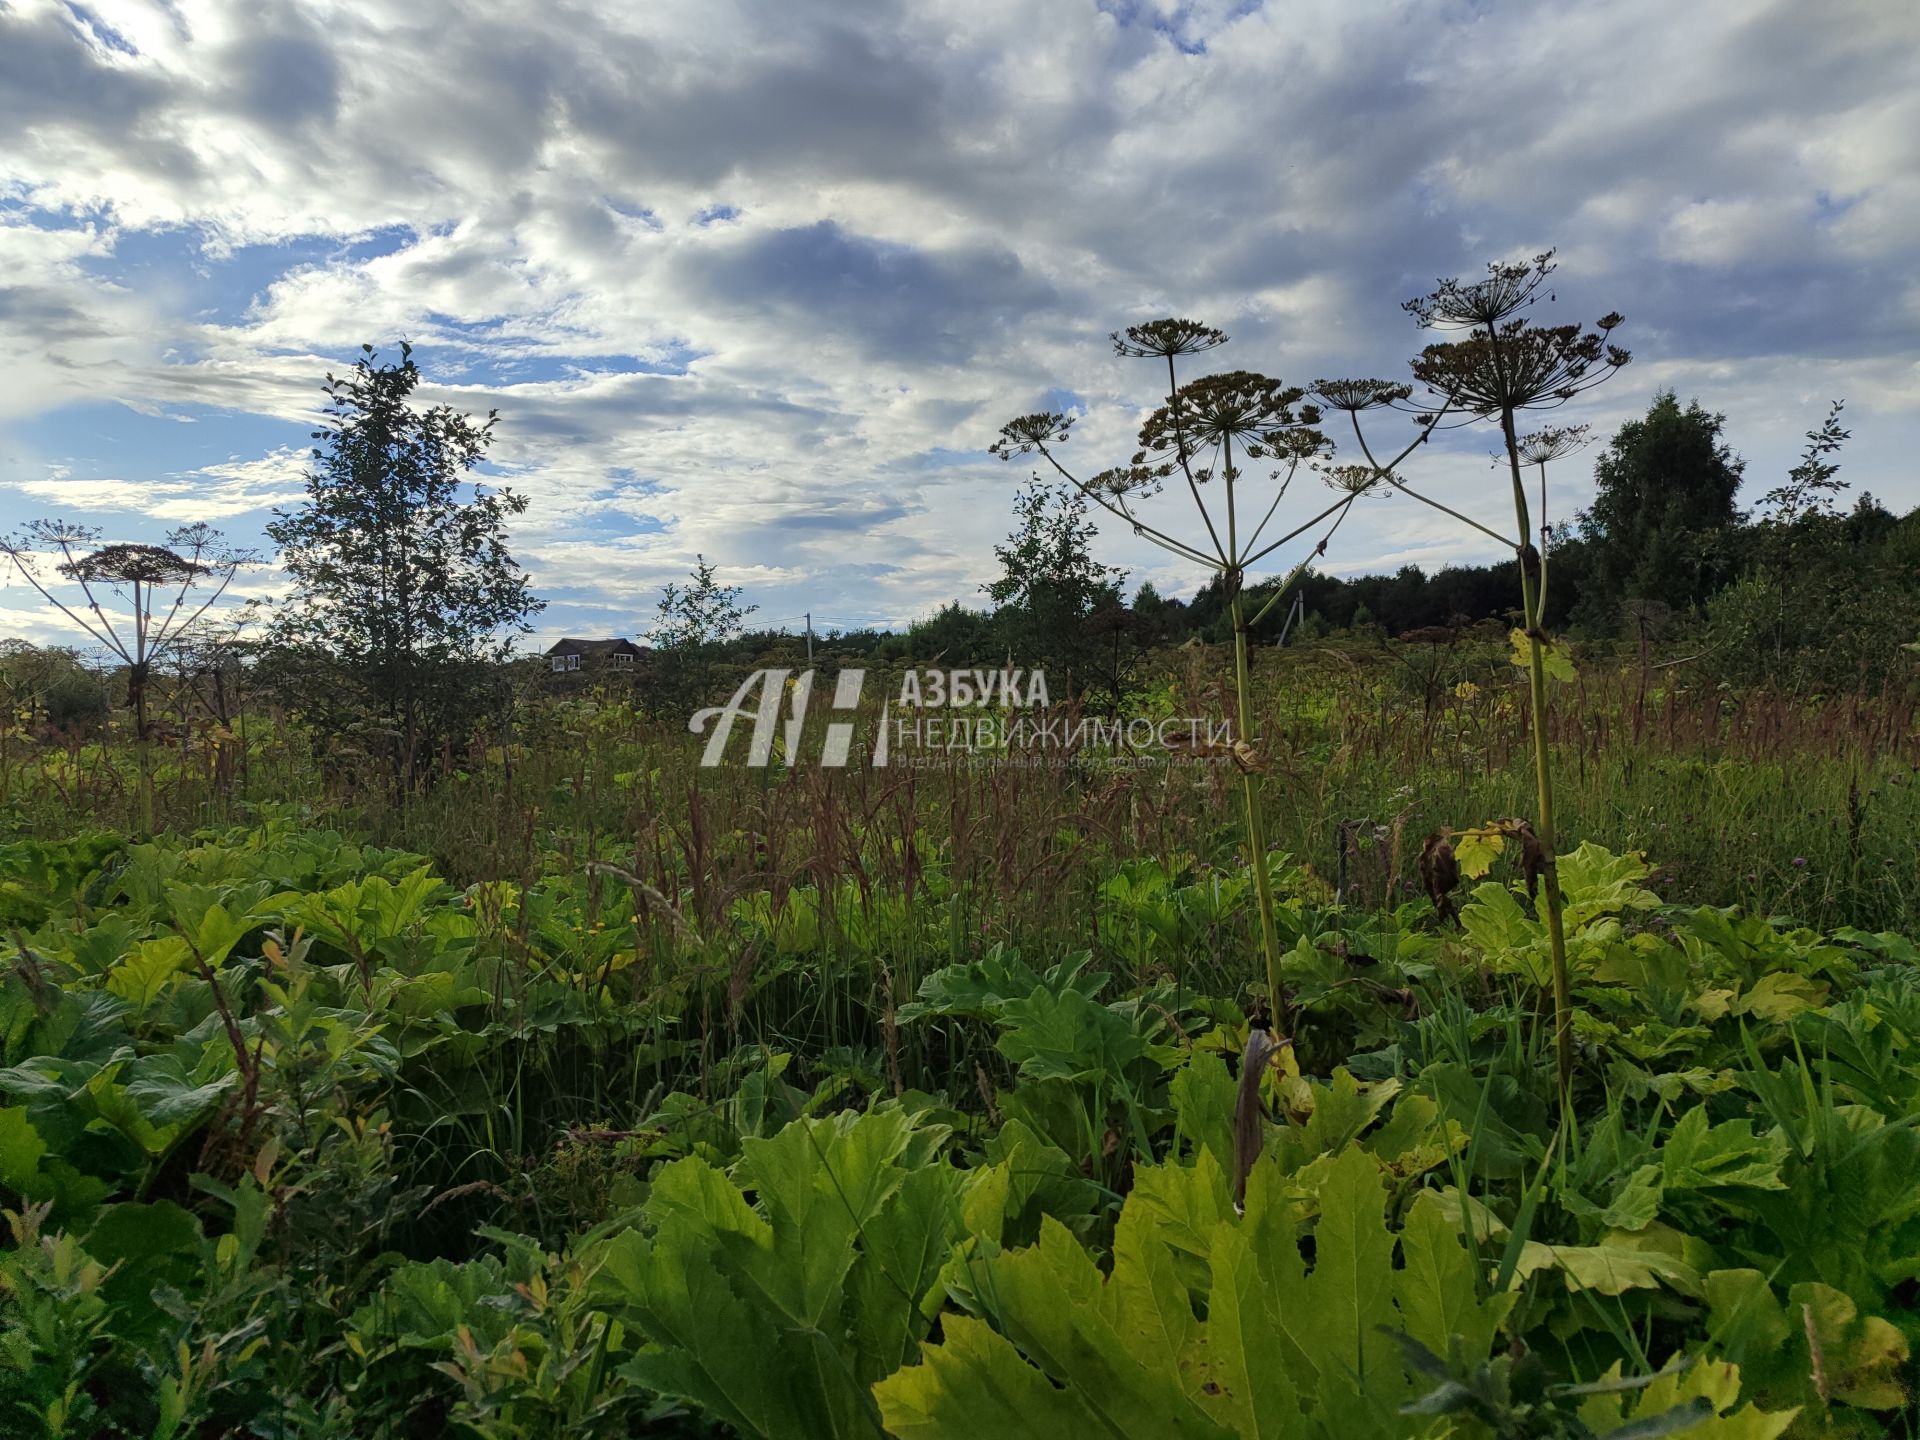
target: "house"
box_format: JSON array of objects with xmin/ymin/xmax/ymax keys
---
[{"xmin": 544, "ymin": 637, "xmax": 647, "ymax": 673}]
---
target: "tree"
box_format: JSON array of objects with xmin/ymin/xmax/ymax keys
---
[
  {"xmin": 1129, "ymin": 581, "xmax": 1187, "ymax": 646},
  {"xmin": 266, "ymin": 343, "xmax": 540, "ymax": 787},
  {"xmin": 1706, "ymin": 400, "xmax": 1894, "ymax": 692},
  {"xmin": 649, "ymin": 556, "xmax": 756, "ymax": 709},
  {"xmin": 1760, "ymin": 400, "xmax": 1849, "ymax": 525},
  {"xmin": 984, "ymin": 478, "xmax": 1129, "ymax": 702},
  {"xmin": 0, "ymin": 520, "xmax": 248, "ymax": 737},
  {"xmin": 1577, "ymin": 391, "xmax": 1745, "ymax": 617}
]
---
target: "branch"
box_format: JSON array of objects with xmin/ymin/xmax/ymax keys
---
[
  {"xmin": 0, "ymin": 548, "xmax": 126, "ymax": 660},
  {"xmin": 1240, "ymin": 493, "xmax": 1357, "ymax": 569},
  {"xmin": 1034, "ymin": 444, "xmax": 1223, "ymax": 571},
  {"xmin": 1165, "ymin": 353, "xmax": 1228, "ymax": 564}
]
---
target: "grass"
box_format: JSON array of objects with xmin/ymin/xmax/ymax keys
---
[{"xmin": 3, "ymin": 638, "xmax": 1918, "ymax": 1435}]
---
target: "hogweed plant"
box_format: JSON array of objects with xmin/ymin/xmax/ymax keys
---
[
  {"xmin": 992, "ymin": 319, "xmax": 1450, "ymax": 1019},
  {"xmin": 1332, "ymin": 251, "xmax": 1629, "ymax": 1094}
]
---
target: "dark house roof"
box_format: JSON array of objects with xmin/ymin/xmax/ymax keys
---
[{"xmin": 545, "ymin": 637, "xmax": 647, "ymax": 659}]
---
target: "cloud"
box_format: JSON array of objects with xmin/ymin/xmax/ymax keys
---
[
  {"xmin": 0, "ymin": 0, "xmax": 1915, "ymax": 648},
  {"xmin": 9, "ymin": 447, "xmax": 309, "ymax": 521}
]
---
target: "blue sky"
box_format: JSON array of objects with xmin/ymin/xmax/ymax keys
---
[{"xmin": 2, "ymin": 0, "xmax": 1917, "ymax": 649}]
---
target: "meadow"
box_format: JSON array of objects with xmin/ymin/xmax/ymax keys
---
[{"xmin": 3, "ymin": 640, "xmax": 1919, "ymax": 1438}]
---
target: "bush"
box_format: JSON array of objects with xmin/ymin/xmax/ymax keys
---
[{"xmin": 44, "ymin": 670, "xmax": 108, "ymax": 733}]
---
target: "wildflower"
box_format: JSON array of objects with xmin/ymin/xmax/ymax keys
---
[
  {"xmin": 1514, "ymin": 425, "xmax": 1592, "ymax": 467},
  {"xmin": 1792, "ymin": 857, "xmax": 1808, "ymax": 868},
  {"xmin": 1111, "ymin": 318, "xmax": 1228, "ymax": 358},
  {"xmin": 1312, "ymin": 378, "xmax": 1410, "ymax": 413},
  {"xmin": 1404, "ymin": 252, "xmax": 1562, "ymax": 329},
  {"xmin": 1132, "ymin": 371, "xmax": 1324, "ymax": 481}
]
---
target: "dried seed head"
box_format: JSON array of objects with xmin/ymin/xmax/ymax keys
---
[
  {"xmin": 1514, "ymin": 425, "xmax": 1591, "ymax": 467},
  {"xmin": 990, "ymin": 411, "xmax": 1073, "ymax": 459},
  {"xmin": 1326, "ymin": 464, "xmax": 1385, "ymax": 497},
  {"xmin": 1133, "ymin": 371, "xmax": 1322, "ymax": 477},
  {"xmin": 1111, "ymin": 318, "xmax": 1229, "ymax": 359},
  {"xmin": 1313, "ymin": 378, "xmax": 1411, "ymax": 413},
  {"xmin": 1404, "ymin": 251, "xmax": 1558, "ymax": 330}
]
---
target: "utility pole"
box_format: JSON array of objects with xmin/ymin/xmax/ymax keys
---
[{"xmin": 805, "ymin": 611, "xmax": 813, "ymax": 662}]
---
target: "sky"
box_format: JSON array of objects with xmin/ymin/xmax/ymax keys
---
[{"xmin": 1, "ymin": 0, "xmax": 1917, "ymax": 650}]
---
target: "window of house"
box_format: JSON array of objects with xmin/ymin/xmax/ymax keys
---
[
  {"xmin": 550, "ymin": 656, "xmax": 567, "ymax": 672},
  {"xmin": 612, "ymin": 651, "xmax": 633, "ymax": 666},
  {"xmin": 567, "ymin": 654, "xmax": 581, "ymax": 671}
]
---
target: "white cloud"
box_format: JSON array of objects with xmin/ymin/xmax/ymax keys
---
[{"xmin": 0, "ymin": 0, "xmax": 1916, "ymax": 643}]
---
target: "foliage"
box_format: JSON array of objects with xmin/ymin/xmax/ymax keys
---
[
  {"xmin": 985, "ymin": 478, "xmax": 1132, "ymax": 707},
  {"xmin": 649, "ymin": 555, "xmax": 759, "ymax": 713},
  {"xmin": 265, "ymin": 342, "xmax": 540, "ymax": 789},
  {"xmin": 0, "ymin": 809, "xmax": 1910, "ymax": 1435},
  {"xmin": 1577, "ymin": 391, "xmax": 1746, "ymax": 620}
]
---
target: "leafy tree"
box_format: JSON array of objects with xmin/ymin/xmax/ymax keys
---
[
  {"xmin": 0, "ymin": 521, "xmax": 249, "ymax": 738},
  {"xmin": 984, "ymin": 479, "xmax": 1129, "ymax": 703},
  {"xmin": 1760, "ymin": 400, "xmax": 1849, "ymax": 524},
  {"xmin": 1577, "ymin": 390, "xmax": 1745, "ymax": 618},
  {"xmin": 1128, "ymin": 581, "xmax": 1187, "ymax": 646},
  {"xmin": 649, "ymin": 556, "xmax": 756, "ymax": 709},
  {"xmin": 265, "ymin": 343, "xmax": 539, "ymax": 787},
  {"xmin": 1704, "ymin": 402, "xmax": 1919, "ymax": 693},
  {"xmin": 892, "ymin": 601, "xmax": 997, "ymax": 666}
]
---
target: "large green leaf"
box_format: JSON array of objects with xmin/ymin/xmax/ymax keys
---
[
  {"xmin": 598, "ymin": 1107, "xmax": 991, "ymax": 1440},
  {"xmin": 880, "ymin": 1146, "xmax": 1501, "ymax": 1438},
  {"xmin": 1659, "ymin": 1107, "xmax": 1786, "ymax": 1192}
]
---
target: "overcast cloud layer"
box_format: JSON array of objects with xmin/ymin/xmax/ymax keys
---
[{"xmin": 2, "ymin": 0, "xmax": 1917, "ymax": 646}]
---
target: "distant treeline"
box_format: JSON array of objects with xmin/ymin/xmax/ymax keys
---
[{"xmin": 791, "ymin": 392, "xmax": 1920, "ymax": 697}]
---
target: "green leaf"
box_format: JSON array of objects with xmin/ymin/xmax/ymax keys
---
[
  {"xmin": 1703, "ymin": 1269, "xmax": 1791, "ymax": 1367},
  {"xmin": 994, "ymin": 988, "xmax": 1148, "ymax": 1085},
  {"xmin": 1453, "ymin": 828, "xmax": 1506, "ymax": 880},
  {"xmin": 1169, "ymin": 1052, "xmax": 1234, "ymax": 1167},
  {"xmin": 1564, "ymin": 1163, "xmax": 1665, "ymax": 1231},
  {"xmin": 124, "ymin": 1055, "xmax": 237, "ymax": 1129},
  {"xmin": 874, "ymin": 1314, "xmax": 1107, "ymax": 1439},
  {"xmin": 1513, "ymin": 1238, "xmax": 1699, "ymax": 1297},
  {"xmin": 105, "ymin": 937, "xmax": 191, "ymax": 1009},
  {"xmin": 1731, "ymin": 972, "xmax": 1827, "ymax": 1022},
  {"xmin": 1394, "ymin": 1191, "xmax": 1515, "ymax": 1362},
  {"xmin": 1511, "ymin": 627, "xmax": 1578, "ymax": 682},
  {"xmin": 1540, "ymin": 637, "xmax": 1578, "ymax": 683},
  {"xmin": 1660, "ymin": 1108, "xmax": 1787, "ymax": 1192},
  {"xmin": 1292, "ymin": 1146, "xmax": 1398, "ymax": 1401},
  {"xmin": 598, "ymin": 1108, "xmax": 981, "ymax": 1440},
  {"xmin": 1575, "ymin": 1358, "xmax": 1796, "ymax": 1439},
  {"xmin": 0, "ymin": 1105, "xmax": 48, "ymax": 1197}
]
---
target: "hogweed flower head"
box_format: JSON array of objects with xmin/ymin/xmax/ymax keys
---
[
  {"xmin": 1514, "ymin": 425, "xmax": 1592, "ymax": 467},
  {"xmin": 1089, "ymin": 463, "xmax": 1168, "ymax": 500},
  {"xmin": 1312, "ymin": 378, "xmax": 1412, "ymax": 413},
  {"xmin": 1326, "ymin": 464, "xmax": 1386, "ymax": 498},
  {"xmin": 1404, "ymin": 250, "xmax": 1559, "ymax": 330},
  {"xmin": 1112, "ymin": 318, "xmax": 1229, "ymax": 359},
  {"xmin": 990, "ymin": 411, "xmax": 1074, "ymax": 460},
  {"xmin": 1411, "ymin": 320, "xmax": 1629, "ymax": 419},
  {"xmin": 1133, "ymin": 371, "xmax": 1323, "ymax": 480}
]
